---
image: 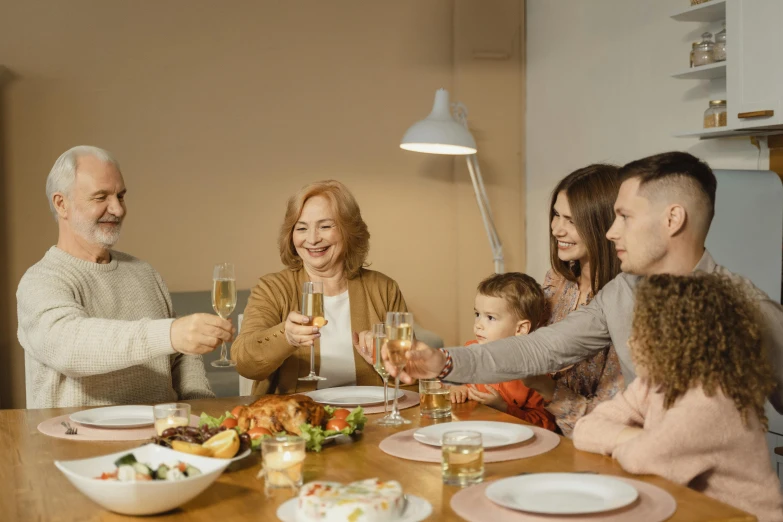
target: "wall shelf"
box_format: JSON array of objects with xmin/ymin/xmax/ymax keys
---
[
  {"xmin": 674, "ymin": 126, "xmax": 783, "ymax": 140},
  {"xmin": 671, "ymin": 62, "xmax": 726, "ymax": 80},
  {"xmin": 670, "ymin": 0, "xmax": 726, "ymax": 23}
]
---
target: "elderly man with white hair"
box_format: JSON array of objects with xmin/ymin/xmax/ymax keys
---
[{"xmin": 17, "ymin": 146, "xmax": 233, "ymax": 408}]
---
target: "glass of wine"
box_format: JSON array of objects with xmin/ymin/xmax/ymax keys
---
[
  {"xmin": 211, "ymin": 263, "xmax": 237, "ymax": 368},
  {"xmin": 371, "ymin": 322, "xmax": 392, "ymax": 424},
  {"xmin": 298, "ymin": 281, "xmax": 326, "ymax": 381},
  {"xmin": 377, "ymin": 311, "xmax": 413, "ymax": 426}
]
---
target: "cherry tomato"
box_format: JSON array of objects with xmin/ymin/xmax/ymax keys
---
[
  {"xmin": 331, "ymin": 409, "xmax": 351, "ymax": 420},
  {"xmin": 231, "ymin": 405, "xmax": 245, "ymax": 417},
  {"xmin": 325, "ymin": 419, "xmax": 349, "ymax": 432},
  {"xmin": 221, "ymin": 417, "xmax": 238, "ymax": 429},
  {"xmin": 247, "ymin": 427, "xmax": 273, "ymax": 439}
]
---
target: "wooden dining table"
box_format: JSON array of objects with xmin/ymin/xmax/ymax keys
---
[{"xmin": 1, "ymin": 396, "xmax": 754, "ymax": 521}]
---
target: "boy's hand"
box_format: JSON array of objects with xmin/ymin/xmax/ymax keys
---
[
  {"xmin": 467, "ymin": 386, "xmax": 507, "ymax": 412},
  {"xmin": 450, "ymin": 385, "xmax": 470, "ymax": 403}
]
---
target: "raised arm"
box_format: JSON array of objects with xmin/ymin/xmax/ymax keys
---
[
  {"xmin": 232, "ymin": 275, "xmax": 300, "ymax": 381},
  {"xmin": 17, "ymin": 272, "xmax": 176, "ymax": 378},
  {"xmin": 447, "ymin": 289, "xmax": 612, "ymax": 384}
]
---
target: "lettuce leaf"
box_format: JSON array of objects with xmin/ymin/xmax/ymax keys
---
[
  {"xmin": 344, "ymin": 407, "xmax": 367, "ymax": 432},
  {"xmin": 250, "ymin": 436, "xmax": 266, "ymax": 451},
  {"xmin": 298, "ymin": 423, "xmax": 327, "ymax": 452},
  {"xmin": 198, "ymin": 411, "xmax": 232, "ymax": 430},
  {"xmin": 298, "ymin": 406, "xmax": 367, "ymax": 452}
]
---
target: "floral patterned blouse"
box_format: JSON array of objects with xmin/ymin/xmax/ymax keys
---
[{"xmin": 542, "ymin": 270, "xmax": 625, "ymax": 438}]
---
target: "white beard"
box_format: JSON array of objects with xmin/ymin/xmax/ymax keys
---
[{"xmin": 72, "ymin": 216, "xmax": 122, "ymax": 248}]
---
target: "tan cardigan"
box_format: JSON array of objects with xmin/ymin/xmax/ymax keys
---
[
  {"xmin": 574, "ymin": 379, "xmax": 783, "ymax": 522},
  {"xmin": 232, "ymin": 267, "xmax": 408, "ymax": 395}
]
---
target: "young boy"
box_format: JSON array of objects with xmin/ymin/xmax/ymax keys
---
[{"xmin": 450, "ymin": 272, "xmax": 556, "ymax": 431}]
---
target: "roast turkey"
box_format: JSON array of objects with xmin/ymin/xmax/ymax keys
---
[{"xmin": 234, "ymin": 394, "xmax": 326, "ymax": 435}]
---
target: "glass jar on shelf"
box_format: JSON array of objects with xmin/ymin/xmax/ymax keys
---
[
  {"xmin": 704, "ymin": 100, "xmax": 727, "ymax": 128},
  {"xmin": 693, "ymin": 32, "xmax": 715, "ymax": 67},
  {"xmin": 690, "ymin": 42, "xmax": 698, "ymax": 67},
  {"xmin": 691, "ymin": 0, "xmax": 712, "ymax": 5},
  {"xmin": 713, "ymin": 23, "xmax": 726, "ymax": 62}
]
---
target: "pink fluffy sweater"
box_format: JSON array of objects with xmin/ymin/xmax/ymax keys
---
[{"xmin": 574, "ymin": 378, "xmax": 783, "ymax": 522}]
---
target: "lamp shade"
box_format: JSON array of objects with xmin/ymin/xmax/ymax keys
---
[{"xmin": 400, "ymin": 89, "xmax": 477, "ymax": 155}]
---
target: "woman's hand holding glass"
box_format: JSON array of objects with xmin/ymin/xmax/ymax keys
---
[
  {"xmin": 352, "ymin": 330, "xmax": 375, "ymax": 365},
  {"xmin": 284, "ymin": 311, "xmax": 321, "ymax": 347}
]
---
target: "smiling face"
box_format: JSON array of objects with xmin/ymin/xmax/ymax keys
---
[
  {"xmin": 606, "ymin": 178, "xmax": 668, "ymax": 275},
  {"xmin": 292, "ymin": 195, "xmax": 345, "ymax": 274},
  {"xmin": 550, "ymin": 191, "xmax": 588, "ymax": 265},
  {"xmin": 62, "ymin": 155, "xmax": 127, "ymax": 248}
]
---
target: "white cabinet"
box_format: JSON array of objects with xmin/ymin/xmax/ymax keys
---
[
  {"xmin": 726, "ymin": 0, "xmax": 783, "ymax": 129},
  {"xmin": 672, "ymin": 0, "xmax": 783, "ymax": 138}
]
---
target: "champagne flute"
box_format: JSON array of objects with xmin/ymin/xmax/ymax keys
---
[
  {"xmin": 372, "ymin": 322, "xmax": 392, "ymax": 423},
  {"xmin": 377, "ymin": 312, "xmax": 413, "ymax": 426},
  {"xmin": 211, "ymin": 263, "xmax": 237, "ymax": 368},
  {"xmin": 298, "ymin": 281, "xmax": 327, "ymax": 381}
]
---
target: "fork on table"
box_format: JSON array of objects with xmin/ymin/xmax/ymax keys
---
[{"xmin": 61, "ymin": 421, "xmax": 78, "ymax": 435}]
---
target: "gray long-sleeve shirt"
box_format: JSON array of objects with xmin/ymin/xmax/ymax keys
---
[{"xmin": 447, "ymin": 250, "xmax": 783, "ymax": 414}]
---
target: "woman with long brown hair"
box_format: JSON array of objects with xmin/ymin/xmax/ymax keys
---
[
  {"xmin": 523, "ymin": 164, "xmax": 625, "ymax": 437},
  {"xmin": 232, "ymin": 180, "xmax": 407, "ymax": 395}
]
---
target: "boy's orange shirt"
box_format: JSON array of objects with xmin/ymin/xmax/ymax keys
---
[{"xmin": 465, "ymin": 340, "xmax": 557, "ymax": 431}]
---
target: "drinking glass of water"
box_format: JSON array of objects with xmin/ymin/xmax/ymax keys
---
[
  {"xmin": 442, "ymin": 430, "xmax": 484, "ymax": 487},
  {"xmin": 419, "ymin": 379, "xmax": 451, "ymax": 419}
]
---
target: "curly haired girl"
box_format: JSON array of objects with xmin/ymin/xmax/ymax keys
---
[{"xmin": 574, "ymin": 273, "xmax": 783, "ymax": 521}]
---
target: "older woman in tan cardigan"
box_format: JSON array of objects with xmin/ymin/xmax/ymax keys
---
[{"xmin": 232, "ymin": 180, "xmax": 407, "ymax": 395}]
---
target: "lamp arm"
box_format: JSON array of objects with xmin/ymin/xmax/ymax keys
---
[
  {"xmin": 453, "ymin": 102, "xmax": 504, "ymax": 274},
  {"xmin": 465, "ymin": 155, "xmax": 505, "ymax": 274}
]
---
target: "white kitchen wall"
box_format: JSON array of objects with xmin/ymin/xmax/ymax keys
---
[{"xmin": 525, "ymin": 0, "xmax": 763, "ymax": 282}]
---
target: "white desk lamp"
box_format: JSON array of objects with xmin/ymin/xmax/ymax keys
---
[{"xmin": 400, "ymin": 88, "xmax": 504, "ymax": 273}]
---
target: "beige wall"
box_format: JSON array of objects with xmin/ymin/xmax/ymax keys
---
[{"xmin": 0, "ymin": 1, "xmax": 525, "ymax": 408}]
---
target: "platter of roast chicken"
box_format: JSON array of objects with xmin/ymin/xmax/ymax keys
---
[{"xmin": 149, "ymin": 394, "xmax": 367, "ymax": 459}]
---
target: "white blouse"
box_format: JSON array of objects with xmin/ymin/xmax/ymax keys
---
[{"xmin": 317, "ymin": 291, "xmax": 356, "ymax": 389}]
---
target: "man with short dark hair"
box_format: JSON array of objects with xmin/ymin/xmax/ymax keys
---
[{"xmin": 390, "ymin": 151, "xmax": 783, "ymax": 413}]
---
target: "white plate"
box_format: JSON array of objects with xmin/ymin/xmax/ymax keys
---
[
  {"xmin": 413, "ymin": 421, "xmax": 534, "ymax": 449},
  {"xmin": 70, "ymin": 405, "xmax": 154, "ymax": 429},
  {"xmin": 54, "ymin": 443, "xmax": 230, "ymax": 516},
  {"xmin": 303, "ymin": 386, "xmax": 403, "ymax": 407},
  {"xmin": 485, "ymin": 473, "xmax": 639, "ymax": 515},
  {"xmin": 277, "ymin": 494, "xmax": 432, "ymax": 522}
]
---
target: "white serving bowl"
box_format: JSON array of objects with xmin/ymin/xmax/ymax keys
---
[{"xmin": 54, "ymin": 443, "xmax": 230, "ymax": 515}]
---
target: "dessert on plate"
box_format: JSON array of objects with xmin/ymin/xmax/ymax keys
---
[{"xmin": 297, "ymin": 478, "xmax": 405, "ymax": 521}]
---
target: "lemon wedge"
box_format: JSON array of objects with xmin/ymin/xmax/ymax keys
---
[
  {"xmin": 171, "ymin": 440, "xmax": 211, "ymax": 457},
  {"xmin": 203, "ymin": 429, "xmax": 240, "ymax": 459}
]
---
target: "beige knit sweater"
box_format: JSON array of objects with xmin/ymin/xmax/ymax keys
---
[
  {"xmin": 17, "ymin": 247, "xmax": 214, "ymax": 409},
  {"xmin": 574, "ymin": 378, "xmax": 783, "ymax": 522}
]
